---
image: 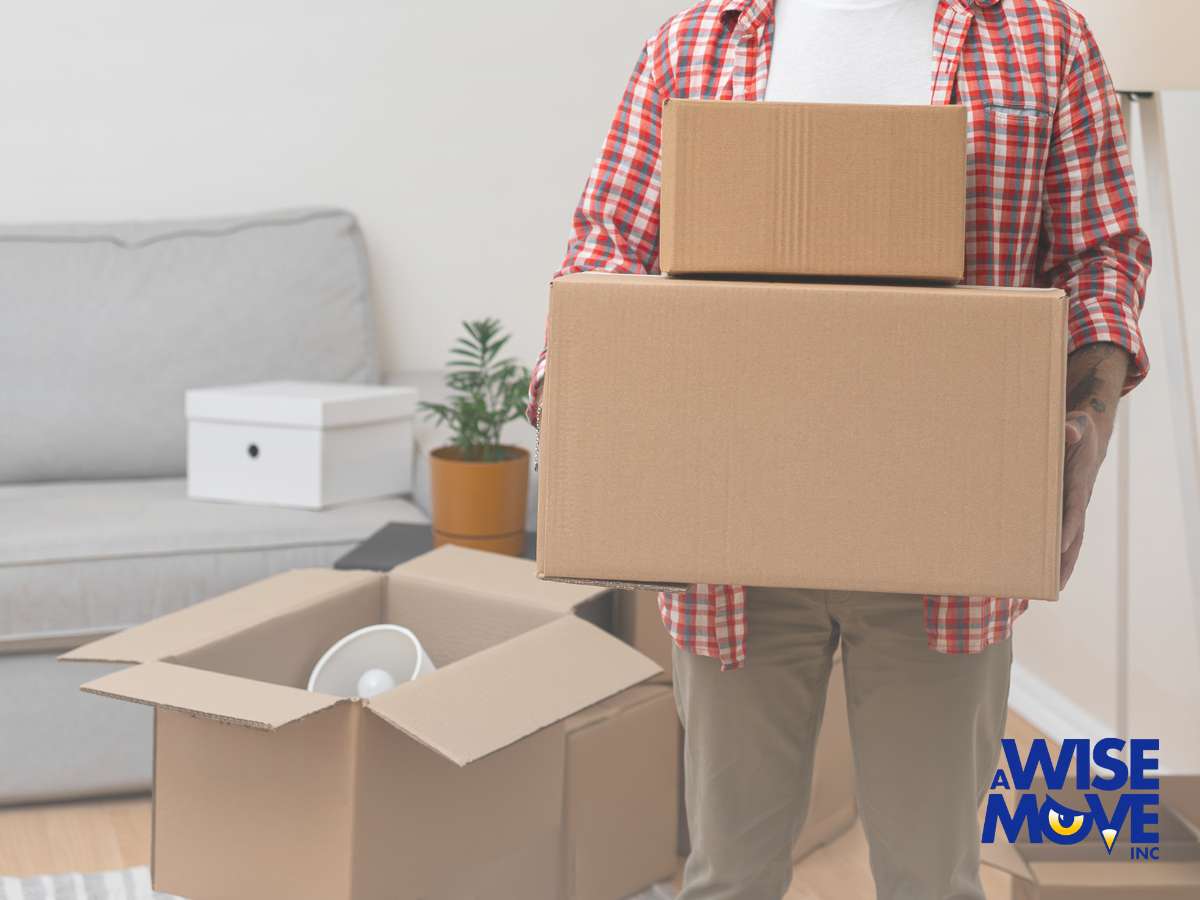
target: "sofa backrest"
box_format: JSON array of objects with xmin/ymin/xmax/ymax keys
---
[{"xmin": 0, "ymin": 208, "xmax": 379, "ymax": 484}]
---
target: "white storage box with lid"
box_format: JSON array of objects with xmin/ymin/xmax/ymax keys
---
[{"xmin": 186, "ymin": 381, "xmax": 418, "ymax": 509}]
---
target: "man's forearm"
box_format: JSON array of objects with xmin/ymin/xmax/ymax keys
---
[{"xmin": 1066, "ymin": 342, "xmax": 1130, "ymax": 441}]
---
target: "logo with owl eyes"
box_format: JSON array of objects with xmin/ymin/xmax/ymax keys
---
[
  {"xmin": 981, "ymin": 738, "xmax": 1161, "ymax": 859},
  {"xmin": 1042, "ymin": 795, "xmax": 1119, "ymax": 853}
]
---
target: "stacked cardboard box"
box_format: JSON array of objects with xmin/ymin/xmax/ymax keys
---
[
  {"xmin": 537, "ymin": 99, "xmax": 1068, "ymax": 602},
  {"xmin": 537, "ymin": 100, "xmax": 1072, "ymax": 881},
  {"xmin": 659, "ymin": 100, "xmax": 967, "ymax": 280},
  {"xmin": 63, "ymin": 546, "xmax": 680, "ymax": 900}
]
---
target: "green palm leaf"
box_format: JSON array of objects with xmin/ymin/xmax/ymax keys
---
[{"xmin": 418, "ymin": 318, "xmax": 532, "ymax": 462}]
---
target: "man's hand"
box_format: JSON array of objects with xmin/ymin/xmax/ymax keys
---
[{"xmin": 1060, "ymin": 343, "xmax": 1130, "ymax": 588}]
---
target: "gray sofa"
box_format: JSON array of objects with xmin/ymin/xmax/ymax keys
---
[{"xmin": 0, "ymin": 209, "xmax": 431, "ymax": 804}]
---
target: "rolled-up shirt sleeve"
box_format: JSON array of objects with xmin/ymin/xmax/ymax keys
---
[
  {"xmin": 527, "ymin": 40, "xmax": 665, "ymax": 426},
  {"xmin": 1038, "ymin": 17, "xmax": 1152, "ymax": 394}
]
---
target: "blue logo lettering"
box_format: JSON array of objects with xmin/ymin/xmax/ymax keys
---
[{"xmin": 981, "ymin": 738, "xmax": 1161, "ymax": 858}]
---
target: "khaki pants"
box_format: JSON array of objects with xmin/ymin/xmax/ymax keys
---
[{"xmin": 674, "ymin": 587, "xmax": 1011, "ymax": 900}]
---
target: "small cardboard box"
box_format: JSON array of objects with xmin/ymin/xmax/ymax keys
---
[
  {"xmin": 981, "ymin": 778, "xmax": 1200, "ymax": 898},
  {"xmin": 660, "ymin": 100, "xmax": 967, "ymax": 281},
  {"xmin": 62, "ymin": 546, "xmax": 675, "ymax": 900},
  {"xmin": 537, "ymin": 273, "xmax": 1067, "ymax": 600},
  {"xmin": 187, "ymin": 380, "xmax": 418, "ymax": 509}
]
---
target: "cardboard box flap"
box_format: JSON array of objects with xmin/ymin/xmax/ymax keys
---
[
  {"xmin": 365, "ymin": 616, "xmax": 661, "ymax": 767},
  {"xmin": 80, "ymin": 660, "xmax": 344, "ymax": 730},
  {"xmin": 537, "ymin": 573, "xmax": 690, "ymax": 594},
  {"xmin": 391, "ymin": 544, "xmax": 606, "ymax": 615},
  {"xmin": 979, "ymin": 841, "xmax": 1035, "ymax": 883},
  {"xmin": 60, "ymin": 568, "xmax": 382, "ymax": 664}
]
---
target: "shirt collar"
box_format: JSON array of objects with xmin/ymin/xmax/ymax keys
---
[
  {"xmin": 719, "ymin": 0, "xmax": 772, "ymax": 32},
  {"xmin": 720, "ymin": 0, "xmax": 1002, "ymax": 27}
]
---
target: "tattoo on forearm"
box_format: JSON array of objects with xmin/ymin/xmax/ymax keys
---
[
  {"xmin": 1066, "ymin": 344, "xmax": 1128, "ymax": 419},
  {"xmin": 1067, "ymin": 366, "xmax": 1103, "ymax": 412}
]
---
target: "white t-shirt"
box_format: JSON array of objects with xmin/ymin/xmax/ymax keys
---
[{"xmin": 764, "ymin": 0, "xmax": 939, "ymax": 105}]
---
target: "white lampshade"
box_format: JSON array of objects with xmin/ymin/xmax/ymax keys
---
[
  {"xmin": 1068, "ymin": 0, "xmax": 1200, "ymax": 91},
  {"xmin": 307, "ymin": 624, "xmax": 436, "ymax": 698}
]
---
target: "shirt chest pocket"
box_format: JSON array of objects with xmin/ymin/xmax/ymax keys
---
[
  {"xmin": 966, "ymin": 103, "xmax": 1055, "ymax": 265},
  {"xmin": 971, "ymin": 102, "xmax": 1054, "ymax": 174}
]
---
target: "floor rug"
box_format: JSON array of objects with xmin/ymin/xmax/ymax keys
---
[
  {"xmin": 0, "ymin": 868, "xmax": 179, "ymax": 900},
  {"xmin": 1, "ymin": 867, "xmax": 673, "ymax": 899}
]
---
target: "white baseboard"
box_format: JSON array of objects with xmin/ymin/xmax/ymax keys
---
[
  {"xmin": 1008, "ymin": 661, "xmax": 1116, "ymax": 745},
  {"xmin": 1007, "ymin": 663, "xmax": 1192, "ymax": 775}
]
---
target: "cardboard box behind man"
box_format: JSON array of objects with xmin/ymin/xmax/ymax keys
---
[{"xmin": 980, "ymin": 777, "xmax": 1200, "ymax": 898}]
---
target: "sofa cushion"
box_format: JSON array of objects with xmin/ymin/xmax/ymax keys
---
[
  {"xmin": 0, "ymin": 208, "xmax": 378, "ymax": 483},
  {"xmin": 0, "ymin": 478, "xmax": 427, "ymax": 648},
  {"xmin": 0, "ymin": 653, "xmax": 153, "ymax": 804}
]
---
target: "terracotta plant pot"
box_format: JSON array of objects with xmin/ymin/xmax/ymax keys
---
[{"xmin": 429, "ymin": 445, "xmax": 530, "ymax": 556}]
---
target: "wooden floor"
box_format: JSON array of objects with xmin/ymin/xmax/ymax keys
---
[
  {"xmin": 0, "ymin": 794, "xmax": 151, "ymax": 878},
  {"xmin": 0, "ymin": 713, "xmax": 1050, "ymax": 898}
]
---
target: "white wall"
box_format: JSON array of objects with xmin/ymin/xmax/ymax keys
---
[
  {"xmin": 0, "ymin": 0, "xmax": 683, "ymax": 375},
  {"xmin": 1013, "ymin": 92, "xmax": 1200, "ymax": 773},
  {"xmin": 1121, "ymin": 92, "xmax": 1200, "ymax": 770}
]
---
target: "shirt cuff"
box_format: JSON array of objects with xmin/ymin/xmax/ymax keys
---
[{"xmin": 1067, "ymin": 294, "xmax": 1149, "ymax": 395}]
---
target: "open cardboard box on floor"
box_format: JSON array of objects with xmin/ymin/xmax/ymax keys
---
[
  {"xmin": 61, "ymin": 546, "xmax": 678, "ymax": 900},
  {"xmin": 980, "ymin": 777, "xmax": 1200, "ymax": 898},
  {"xmin": 537, "ymin": 273, "xmax": 1067, "ymax": 601}
]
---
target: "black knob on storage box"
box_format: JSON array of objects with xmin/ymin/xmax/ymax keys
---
[{"xmin": 247, "ymin": 443, "xmax": 260, "ymax": 459}]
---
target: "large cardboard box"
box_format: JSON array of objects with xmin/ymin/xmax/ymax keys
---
[
  {"xmin": 659, "ymin": 100, "xmax": 967, "ymax": 281},
  {"xmin": 981, "ymin": 778, "xmax": 1200, "ymax": 898},
  {"xmin": 62, "ymin": 546, "xmax": 678, "ymax": 900},
  {"xmin": 537, "ymin": 273, "xmax": 1067, "ymax": 601}
]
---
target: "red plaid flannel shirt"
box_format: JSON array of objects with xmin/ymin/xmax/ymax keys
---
[{"xmin": 529, "ymin": 0, "xmax": 1151, "ymax": 670}]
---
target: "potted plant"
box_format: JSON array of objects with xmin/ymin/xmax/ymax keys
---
[{"xmin": 420, "ymin": 318, "xmax": 532, "ymax": 556}]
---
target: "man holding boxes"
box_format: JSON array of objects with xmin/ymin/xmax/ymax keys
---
[{"xmin": 529, "ymin": 1, "xmax": 1149, "ymax": 898}]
